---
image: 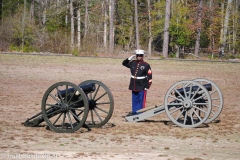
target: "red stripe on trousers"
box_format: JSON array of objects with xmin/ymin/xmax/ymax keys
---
[{"xmin": 142, "ymin": 90, "xmax": 147, "ymax": 108}]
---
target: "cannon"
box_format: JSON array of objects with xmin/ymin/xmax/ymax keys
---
[
  {"xmin": 125, "ymin": 78, "xmax": 223, "ymax": 128},
  {"xmin": 23, "ymin": 80, "xmax": 114, "ymax": 133}
]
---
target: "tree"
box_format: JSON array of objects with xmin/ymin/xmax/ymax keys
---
[
  {"xmin": 42, "ymin": 0, "xmax": 49, "ymax": 26},
  {"xmin": 194, "ymin": 0, "xmax": 203, "ymax": 57},
  {"xmin": 77, "ymin": 5, "xmax": 81, "ymax": 50},
  {"xmin": 222, "ymin": 0, "xmax": 233, "ymax": 53},
  {"xmin": 109, "ymin": 0, "xmax": 115, "ymax": 54},
  {"xmin": 21, "ymin": 0, "xmax": 27, "ymax": 51},
  {"xmin": 134, "ymin": 0, "xmax": 139, "ymax": 49},
  {"xmin": 162, "ymin": 0, "xmax": 171, "ymax": 58},
  {"xmin": 84, "ymin": 0, "xmax": 88, "ymax": 40},
  {"xmin": 0, "ymin": 0, "xmax": 2, "ymax": 22},
  {"xmin": 103, "ymin": 0, "xmax": 108, "ymax": 49},
  {"xmin": 147, "ymin": 0, "xmax": 152, "ymax": 55},
  {"xmin": 115, "ymin": 0, "xmax": 133, "ymax": 51},
  {"xmin": 233, "ymin": 0, "xmax": 240, "ymax": 54},
  {"xmin": 70, "ymin": 0, "xmax": 74, "ymax": 50},
  {"xmin": 30, "ymin": 0, "xmax": 34, "ymax": 23},
  {"xmin": 169, "ymin": 0, "xmax": 193, "ymax": 58}
]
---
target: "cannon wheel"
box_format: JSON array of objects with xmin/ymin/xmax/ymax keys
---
[
  {"xmin": 194, "ymin": 78, "xmax": 224, "ymax": 123},
  {"xmin": 164, "ymin": 80, "xmax": 212, "ymax": 128},
  {"xmin": 41, "ymin": 82, "xmax": 89, "ymax": 133},
  {"xmin": 79, "ymin": 80, "xmax": 114, "ymax": 128}
]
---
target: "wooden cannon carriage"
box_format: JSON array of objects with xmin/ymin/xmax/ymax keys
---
[
  {"xmin": 124, "ymin": 78, "xmax": 223, "ymax": 128},
  {"xmin": 23, "ymin": 80, "xmax": 114, "ymax": 133}
]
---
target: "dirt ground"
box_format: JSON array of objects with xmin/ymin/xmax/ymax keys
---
[{"xmin": 0, "ymin": 53, "xmax": 240, "ymax": 160}]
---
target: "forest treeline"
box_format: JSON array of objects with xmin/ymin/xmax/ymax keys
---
[{"xmin": 0, "ymin": 0, "xmax": 239, "ymax": 59}]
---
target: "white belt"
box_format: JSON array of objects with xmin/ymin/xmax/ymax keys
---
[{"xmin": 131, "ymin": 76, "xmax": 147, "ymax": 79}]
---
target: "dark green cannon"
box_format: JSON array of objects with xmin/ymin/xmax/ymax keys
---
[{"xmin": 23, "ymin": 80, "xmax": 114, "ymax": 133}]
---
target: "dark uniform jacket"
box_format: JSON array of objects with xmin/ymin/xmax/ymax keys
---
[{"xmin": 122, "ymin": 58, "xmax": 152, "ymax": 91}]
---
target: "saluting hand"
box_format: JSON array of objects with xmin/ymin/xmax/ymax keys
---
[{"xmin": 128, "ymin": 55, "xmax": 136, "ymax": 61}]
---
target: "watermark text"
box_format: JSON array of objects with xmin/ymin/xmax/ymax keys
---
[{"xmin": 0, "ymin": 153, "xmax": 58, "ymax": 159}]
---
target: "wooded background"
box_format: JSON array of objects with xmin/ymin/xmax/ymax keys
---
[{"xmin": 0, "ymin": 0, "xmax": 239, "ymax": 58}]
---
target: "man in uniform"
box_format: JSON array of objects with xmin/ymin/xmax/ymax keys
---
[{"xmin": 122, "ymin": 49, "xmax": 152, "ymax": 115}]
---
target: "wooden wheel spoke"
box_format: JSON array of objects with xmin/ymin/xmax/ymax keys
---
[
  {"xmin": 192, "ymin": 106, "xmax": 208, "ymax": 114},
  {"xmin": 192, "ymin": 108, "xmax": 202, "ymax": 121},
  {"xmin": 168, "ymin": 95, "xmax": 184, "ymax": 102},
  {"xmin": 49, "ymin": 93, "xmax": 61, "ymax": 104},
  {"xmin": 61, "ymin": 113, "xmax": 66, "ymax": 130},
  {"xmin": 46, "ymin": 108, "xmax": 61, "ymax": 117},
  {"xmin": 183, "ymin": 111, "xmax": 188, "ymax": 125},
  {"xmin": 169, "ymin": 106, "xmax": 183, "ymax": 114},
  {"xmin": 95, "ymin": 106, "xmax": 108, "ymax": 114},
  {"xmin": 174, "ymin": 109, "xmax": 184, "ymax": 121},
  {"xmin": 95, "ymin": 92, "xmax": 107, "ymax": 102},
  {"xmin": 90, "ymin": 110, "xmax": 95, "ymax": 125},
  {"xmin": 93, "ymin": 84, "xmax": 100, "ymax": 100},
  {"xmin": 67, "ymin": 112, "xmax": 73, "ymax": 129},
  {"xmin": 93, "ymin": 109, "xmax": 103, "ymax": 122},
  {"xmin": 53, "ymin": 113, "xmax": 63, "ymax": 125}
]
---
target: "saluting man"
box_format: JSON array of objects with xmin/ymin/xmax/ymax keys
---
[{"xmin": 122, "ymin": 49, "xmax": 152, "ymax": 115}]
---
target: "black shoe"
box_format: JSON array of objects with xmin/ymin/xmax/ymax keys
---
[{"xmin": 125, "ymin": 112, "xmax": 133, "ymax": 117}]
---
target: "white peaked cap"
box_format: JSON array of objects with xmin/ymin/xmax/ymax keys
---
[{"xmin": 134, "ymin": 49, "xmax": 145, "ymax": 55}]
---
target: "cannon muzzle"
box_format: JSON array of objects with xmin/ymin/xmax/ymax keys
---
[{"xmin": 58, "ymin": 83, "xmax": 95, "ymax": 97}]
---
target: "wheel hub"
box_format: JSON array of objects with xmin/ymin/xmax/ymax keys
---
[
  {"xmin": 183, "ymin": 100, "xmax": 192, "ymax": 109},
  {"xmin": 61, "ymin": 103, "xmax": 69, "ymax": 112},
  {"xmin": 88, "ymin": 100, "xmax": 96, "ymax": 110}
]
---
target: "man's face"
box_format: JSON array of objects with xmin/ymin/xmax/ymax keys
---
[{"xmin": 136, "ymin": 54, "xmax": 143, "ymax": 61}]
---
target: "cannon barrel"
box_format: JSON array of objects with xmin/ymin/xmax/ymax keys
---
[
  {"xmin": 58, "ymin": 83, "xmax": 95, "ymax": 97},
  {"xmin": 175, "ymin": 83, "xmax": 212, "ymax": 97}
]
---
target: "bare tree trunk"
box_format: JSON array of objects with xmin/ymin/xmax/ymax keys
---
[
  {"xmin": 42, "ymin": 0, "xmax": 49, "ymax": 26},
  {"xmin": 109, "ymin": 0, "xmax": 115, "ymax": 54},
  {"xmin": 209, "ymin": 0, "xmax": 214, "ymax": 58},
  {"xmin": 194, "ymin": 0, "xmax": 203, "ymax": 57},
  {"xmin": 65, "ymin": 0, "xmax": 69, "ymax": 25},
  {"xmin": 30, "ymin": 0, "xmax": 34, "ymax": 23},
  {"xmin": 175, "ymin": 1, "xmax": 179, "ymax": 58},
  {"xmin": 219, "ymin": 0, "xmax": 224, "ymax": 44},
  {"xmin": 147, "ymin": 0, "xmax": 152, "ymax": 55},
  {"xmin": 22, "ymin": 0, "xmax": 27, "ymax": 51},
  {"xmin": 222, "ymin": 0, "xmax": 233, "ymax": 53},
  {"xmin": 103, "ymin": 0, "xmax": 108, "ymax": 50},
  {"xmin": 77, "ymin": 8, "xmax": 81, "ymax": 50},
  {"xmin": 42, "ymin": 7, "xmax": 46, "ymax": 25},
  {"xmin": 232, "ymin": 0, "xmax": 238, "ymax": 54},
  {"xmin": 0, "ymin": 0, "xmax": 2, "ymax": 22},
  {"xmin": 84, "ymin": 0, "xmax": 89, "ymax": 39},
  {"xmin": 157, "ymin": 0, "xmax": 162, "ymax": 19},
  {"xmin": 70, "ymin": 0, "xmax": 74, "ymax": 50},
  {"xmin": 57, "ymin": 0, "xmax": 59, "ymax": 10},
  {"xmin": 134, "ymin": 0, "xmax": 140, "ymax": 49},
  {"xmin": 162, "ymin": 0, "xmax": 171, "ymax": 58}
]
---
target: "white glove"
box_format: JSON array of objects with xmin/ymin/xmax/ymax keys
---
[{"xmin": 128, "ymin": 55, "xmax": 136, "ymax": 61}]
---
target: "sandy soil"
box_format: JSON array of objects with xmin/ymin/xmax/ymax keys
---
[{"xmin": 0, "ymin": 53, "xmax": 240, "ymax": 160}]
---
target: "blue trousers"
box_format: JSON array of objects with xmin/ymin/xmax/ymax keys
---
[{"xmin": 132, "ymin": 90, "xmax": 147, "ymax": 114}]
